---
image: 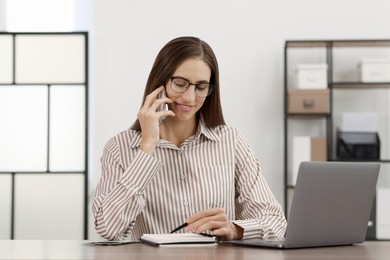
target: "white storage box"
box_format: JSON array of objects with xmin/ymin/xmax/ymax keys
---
[
  {"xmin": 360, "ymin": 58, "xmax": 390, "ymax": 82},
  {"xmin": 296, "ymin": 64, "xmax": 328, "ymax": 89},
  {"xmin": 377, "ymin": 188, "xmax": 390, "ymax": 239},
  {"xmin": 340, "ymin": 112, "xmax": 378, "ymax": 132},
  {"xmin": 291, "ymin": 136, "xmax": 327, "ymax": 185}
]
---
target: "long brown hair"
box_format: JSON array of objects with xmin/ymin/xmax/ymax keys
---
[{"xmin": 131, "ymin": 36, "xmax": 225, "ymax": 130}]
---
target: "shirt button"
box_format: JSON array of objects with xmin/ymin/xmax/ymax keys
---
[
  {"xmin": 183, "ymin": 201, "xmax": 189, "ymax": 206},
  {"xmin": 180, "ymin": 175, "xmax": 186, "ymax": 180}
]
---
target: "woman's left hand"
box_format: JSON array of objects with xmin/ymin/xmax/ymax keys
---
[{"xmin": 184, "ymin": 208, "xmax": 243, "ymax": 240}]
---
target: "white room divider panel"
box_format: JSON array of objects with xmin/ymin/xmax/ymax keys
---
[
  {"xmin": 0, "ymin": 35, "xmax": 13, "ymax": 83},
  {"xmin": 50, "ymin": 85, "xmax": 85, "ymax": 172},
  {"xmin": 0, "ymin": 32, "xmax": 88, "ymax": 239},
  {"xmin": 0, "ymin": 174, "xmax": 11, "ymax": 239},
  {"xmin": 14, "ymin": 174, "xmax": 84, "ymax": 239},
  {"xmin": 0, "ymin": 86, "xmax": 48, "ymax": 171},
  {"xmin": 15, "ymin": 35, "xmax": 85, "ymax": 83}
]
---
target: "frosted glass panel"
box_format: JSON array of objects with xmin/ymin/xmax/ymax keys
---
[
  {"xmin": 0, "ymin": 86, "xmax": 47, "ymax": 171},
  {"xmin": 0, "ymin": 35, "xmax": 13, "ymax": 83},
  {"xmin": 15, "ymin": 35, "xmax": 85, "ymax": 83},
  {"xmin": 0, "ymin": 174, "xmax": 12, "ymax": 239},
  {"xmin": 14, "ymin": 174, "xmax": 84, "ymax": 239},
  {"xmin": 50, "ymin": 86, "xmax": 85, "ymax": 171}
]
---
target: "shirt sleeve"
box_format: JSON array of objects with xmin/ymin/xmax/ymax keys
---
[
  {"xmin": 91, "ymin": 137, "xmax": 163, "ymax": 240},
  {"xmin": 233, "ymin": 130, "xmax": 287, "ymax": 239}
]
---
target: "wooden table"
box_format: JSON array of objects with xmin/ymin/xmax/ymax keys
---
[{"xmin": 0, "ymin": 240, "xmax": 389, "ymax": 260}]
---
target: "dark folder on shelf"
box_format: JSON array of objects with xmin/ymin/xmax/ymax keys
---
[{"xmin": 337, "ymin": 131, "xmax": 380, "ymax": 160}]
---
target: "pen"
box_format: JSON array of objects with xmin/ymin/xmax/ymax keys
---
[
  {"xmin": 170, "ymin": 222, "xmax": 188, "ymax": 234},
  {"xmin": 199, "ymin": 232, "xmax": 215, "ymax": 238},
  {"xmin": 170, "ymin": 223, "xmax": 219, "ymax": 239}
]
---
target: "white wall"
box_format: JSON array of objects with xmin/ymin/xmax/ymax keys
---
[
  {"xmin": 89, "ymin": 0, "xmax": 390, "ymax": 239},
  {"xmin": 0, "ymin": 0, "xmax": 6, "ymax": 30}
]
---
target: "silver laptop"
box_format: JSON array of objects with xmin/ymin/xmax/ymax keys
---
[{"xmin": 227, "ymin": 161, "xmax": 380, "ymax": 249}]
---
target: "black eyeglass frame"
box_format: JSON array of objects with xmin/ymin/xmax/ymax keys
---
[{"xmin": 168, "ymin": 76, "xmax": 214, "ymax": 98}]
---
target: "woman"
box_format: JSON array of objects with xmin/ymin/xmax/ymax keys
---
[{"xmin": 92, "ymin": 36, "xmax": 286, "ymax": 241}]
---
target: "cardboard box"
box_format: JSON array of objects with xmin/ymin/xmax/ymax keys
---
[
  {"xmin": 297, "ymin": 64, "xmax": 328, "ymax": 89},
  {"xmin": 288, "ymin": 89, "xmax": 330, "ymax": 114},
  {"xmin": 311, "ymin": 137, "xmax": 327, "ymax": 161},
  {"xmin": 291, "ymin": 136, "xmax": 327, "ymax": 185},
  {"xmin": 360, "ymin": 58, "xmax": 390, "ymax": 82}
]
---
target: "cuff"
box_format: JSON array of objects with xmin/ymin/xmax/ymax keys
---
[{"xmin": 232, "ymin": 219, "xmax": 262, "ymax": 240}]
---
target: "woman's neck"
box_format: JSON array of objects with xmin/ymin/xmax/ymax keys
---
[{"xmin": 160, "ymin": 118, "xmax": 197, "ymax": 147}]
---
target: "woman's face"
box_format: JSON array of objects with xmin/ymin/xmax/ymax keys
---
[{"xmin": 166, "ymin": 58, "xmax": 211, "ymax": 123}]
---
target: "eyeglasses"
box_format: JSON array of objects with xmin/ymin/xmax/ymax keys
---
[{"xmin": 169, "ymin": 76, "xmax": 214, "ymax": 98}]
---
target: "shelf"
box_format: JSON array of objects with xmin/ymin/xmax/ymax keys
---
[
  {"xmin": 333, "ymin": 40, "xmax": 390, "ymax": 47},
  {"xmin": 286, "ymin": 41, "xmax": 330, "ymax": 48},
  {"xmin": 286, "ymin": 113, "xmax": 330, "ymax": 118},
  {"xmin": 328, "ymin": 159, "xmax": 390, "ymax": 163},
  {"xmin": 332, "ymin": 82, "xmax": 390, "ymax": 89},
  {"xmin": 286, "ymin": 39, "xmax": 390, "ymax": 48}
]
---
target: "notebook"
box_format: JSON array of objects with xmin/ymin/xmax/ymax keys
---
[
  {"xmin": 140, "ymin": 233, "xmax": 217, "ymax": 246},
  {"xmin": 227, "ymin": 161, "xmax": 380, "ymax": 249}
]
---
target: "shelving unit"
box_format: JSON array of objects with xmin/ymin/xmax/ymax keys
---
[{"xmin": 284, "ymin": 39, "xmax": 390, "ymax": 240}]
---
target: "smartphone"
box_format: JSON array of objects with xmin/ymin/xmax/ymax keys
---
[{"xmin": 157, "ymin": 89, "xmax": 169, "ymax": 124}]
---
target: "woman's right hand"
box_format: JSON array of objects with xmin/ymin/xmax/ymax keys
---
[{"xmin": 137, "ymin": 86, "xmax": 175, "ymax": 155}]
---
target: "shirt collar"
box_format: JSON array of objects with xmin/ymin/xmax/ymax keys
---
[
  {"xmin": 197, "ymin": 116, "xmax": 221, "ymax": 142},
  {"xmin": 129, "ymin": 116, "xmax": 221, "ymax": 149}
]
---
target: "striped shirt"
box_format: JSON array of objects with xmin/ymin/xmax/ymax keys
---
[{"xmin": 92, "ymin": 119, "xmax": 287, "ymax": 241}]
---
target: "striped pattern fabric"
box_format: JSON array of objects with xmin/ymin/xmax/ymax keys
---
[{"xmin": 92, "ymin": 120, "xmax": 287, "ymax": 241}]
